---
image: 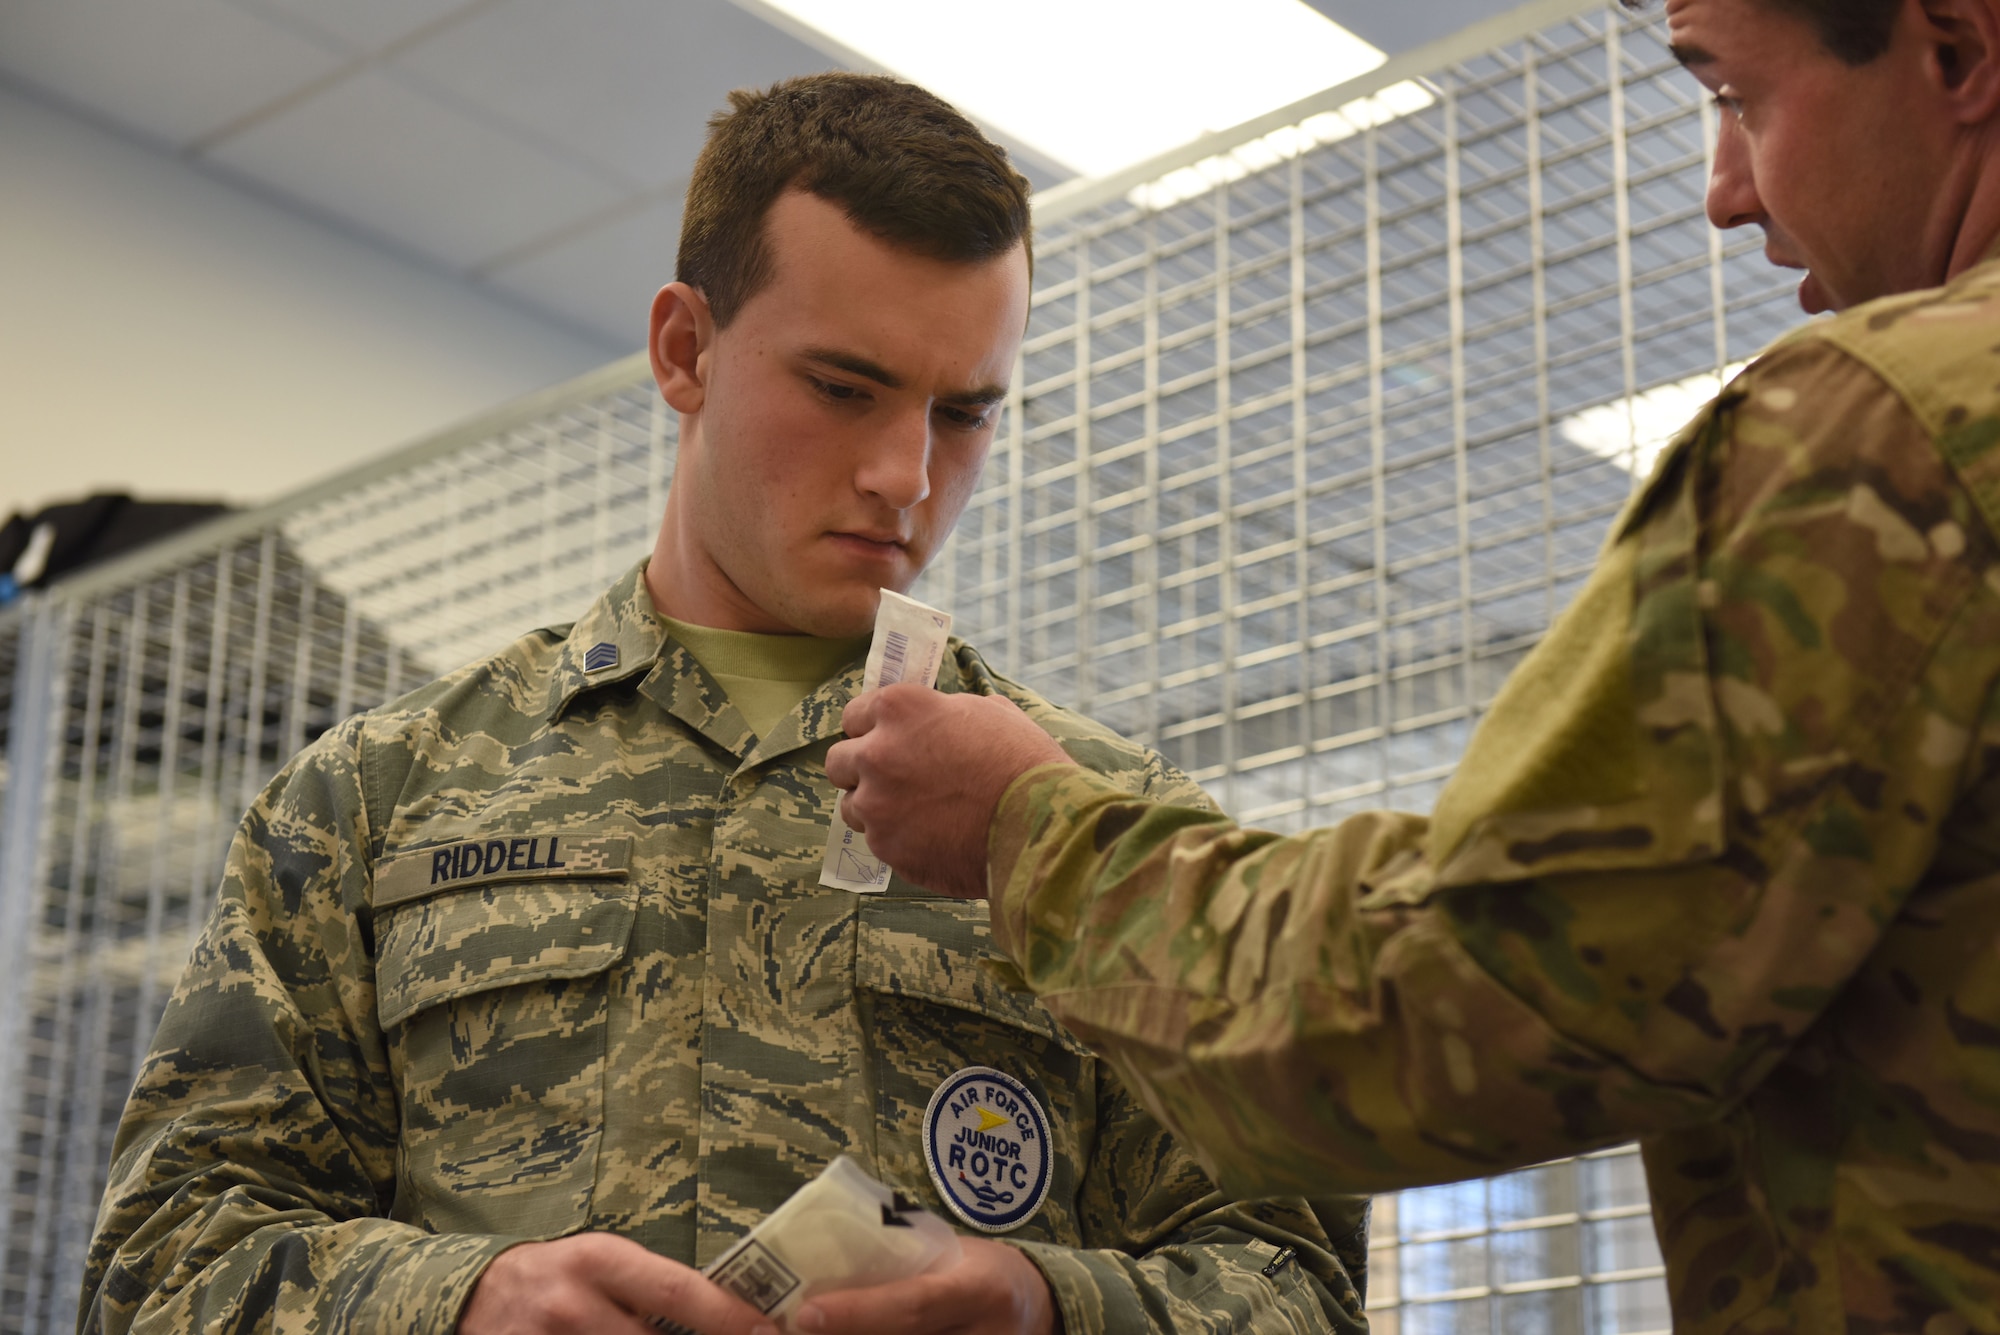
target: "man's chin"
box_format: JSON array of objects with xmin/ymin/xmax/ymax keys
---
[
  {"xmin": 782, "ymin": 583, "xmax": 918, "ymax": 639},
  {"xmin": 1797, "ymin": 269, "xmax": 1837, "ymax": 315}
]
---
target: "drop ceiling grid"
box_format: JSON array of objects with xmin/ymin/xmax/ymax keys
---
[
  {"xmin": 0, "ymin": 0, "xmax": 1533, "ymax": 346},
  {"xmin": 0, "ymin": 0, "xmax": 845, "ymax": 343},
  {"xmin": 0, "ymin": 0, "xmax": 349, "ymax": 148}
]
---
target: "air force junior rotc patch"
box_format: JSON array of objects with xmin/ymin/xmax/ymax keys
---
[{"xmin": 923, "ymin": 1066, "xmax": 1052, "ymax": 1233}]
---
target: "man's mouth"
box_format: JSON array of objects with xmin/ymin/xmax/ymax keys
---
[
  {"xmin": 1795, "ymin": 271, "xmax": 1833, "ymax": 315},
  {"xmin": 1764, "ymin": 244, "xmax": 1831, "ymax": 314},
  {"xmin": 830, "ymin": 530, "xmax": 909, "ymax": 556}
]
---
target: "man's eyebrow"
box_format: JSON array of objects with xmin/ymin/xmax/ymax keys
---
[
  {"xmin": 802, "ymin": 347, "xmax": 1008, "ymax": 407},
  {"xmin": 1669, "ymin": 41, "xmax": 1718, "ymax": 67},
  {"xmin": 939, "ymin": 384, "xmax": 1010, "ymax": 409},
  {"xmin": 803, "ymin": 347, "xmax": 902, "ymax": 390}
]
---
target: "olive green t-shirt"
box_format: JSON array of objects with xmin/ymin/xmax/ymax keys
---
[{"xmin": 659, "ymin": 615, "xmax": 869, "ymax": 739}]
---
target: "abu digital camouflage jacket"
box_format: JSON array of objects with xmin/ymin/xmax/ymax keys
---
[
  {"xmin": 78, "ymin": 563, "xmax": 1369, "ymax": 1335},
  {"xmin": 983, "ymin": 253, "xmax": 2000, "ymax": 1332}
]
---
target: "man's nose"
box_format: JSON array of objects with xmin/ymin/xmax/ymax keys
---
[
  {"xmin": 1705, "ymin": 111, "xmax": 1762, "ymax": 231},
  {"xmin": 858, "ymin": 408, "xmax": 932, "ymax": 510}
]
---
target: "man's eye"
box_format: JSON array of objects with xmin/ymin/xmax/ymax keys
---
[
  {"xmin": 1712, "ymin": 91, "xmax": 1743, "ymax": 117},
  {"xmin": 811, "ymin": 376, "xmax": 863, "ymax": 402},
  {"xmin": 940, "ymin": 406, "xmax": 994, "ymax": 431}
]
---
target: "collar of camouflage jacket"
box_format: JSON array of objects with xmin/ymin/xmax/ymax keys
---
[{"xmin": 548, "ymin": 560, "xmax": 965, "ymax": 769}]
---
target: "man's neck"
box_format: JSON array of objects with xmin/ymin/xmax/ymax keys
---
[
  {"xmin": 1942, "ymin": 126, "xmax": 2000, "ymax": 279},
  {"xmin": 1954, "ymin": 197, "xmax": 2000, "ymax": 274},
  {"xmin": 645, "ymin": 508, "xmax": 796, "ymax": 634}
]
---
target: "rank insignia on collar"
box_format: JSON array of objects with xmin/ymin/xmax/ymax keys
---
[
  {"xmin": 923, "ymin": 1066, "xmax": 1051, "ymax": 1234},
  {"xmin": 582, "ymin": 641, "xmax": 620, "ymax": 673}
]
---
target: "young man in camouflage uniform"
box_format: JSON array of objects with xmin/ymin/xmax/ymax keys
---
[
  {"xmin": 830, "ymin": 0, "xmax": 2000, "ymax": 1329},
  {"xmin": 79, "ymin": 77, "xmax": 1368, "ymax": 1335}
]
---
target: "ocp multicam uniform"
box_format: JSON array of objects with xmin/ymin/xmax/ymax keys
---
[{"xmin": 978, "ymin": 245, "xmax": 2000, "ymax": 1333}]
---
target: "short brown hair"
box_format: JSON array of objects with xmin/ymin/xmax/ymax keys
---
[
  {"xmin": 677, "ymin": 73, "xmax": 1033, "ymax": 328},
  {"xmin": 1622, "ymin": 0, "xmax": 1899, "ymax": 64}
]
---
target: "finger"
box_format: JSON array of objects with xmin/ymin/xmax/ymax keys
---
[
  {"xmin": 840, "ymin": 692, "xmax": 879, "ymax": 737},
  {"xmin": 795, "ymin": 1273, "xmax": 962, "ymax": 1335},
  {"xmin": 573, "ymin": 1292, "xmax": 668, "ymax": 1335},
  {"xmin": 824, "ymin": 737, "xmax": 859, "ymax": 792},
  {"xmin": 596, "ymin": 1253, "xmax": 770, "ymax": 1335},
  {"xmin": 869, "ymin": 681, "xmax": 940, "ymax": 727},
  {"xmin": 838, "ymin": 786, "xmax": 867, "ymax": 835}
]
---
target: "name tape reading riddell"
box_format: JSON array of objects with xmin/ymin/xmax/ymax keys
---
[
  {"xmin": 820, "ymin": 589, "xmax": 952, "ymax": 893},
  {"xmin": 373, "ymin": 834, "xmax": 634, "ymax": 908}
]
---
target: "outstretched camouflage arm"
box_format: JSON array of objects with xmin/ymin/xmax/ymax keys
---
[
  {"xmin": 981, "ymin": 329, "xmax": 2000, "ymax": 1200},
  {"xmin": 987, "ymin": 745, "xmax": 1371, "ymax": 1333},
  {"xmin": 78, "ymin": 720, "xmax": 514, "ymax": 1334}
]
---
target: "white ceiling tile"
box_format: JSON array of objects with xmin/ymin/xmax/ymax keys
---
[
  {"xmin": 391, "ymin": 0, "xmax": 837, "ymax": 187},
  {"xmin": 227, "ymin": 0, "xmax": 485, "ymax": 55},
  {"xmin": 203, "ymin": 67, "xmax": 630, "ymax": 268},
  {"xmin": 1301, "ymin": 0, "xmax": 1514, "ymax": 53},
  {"xmin": 0, "ymin": 0, "xmax": 346, "ymax": 148},
  {"xmin": 482, "ymin": 194, "xmax": 682, "ymax": 348}
]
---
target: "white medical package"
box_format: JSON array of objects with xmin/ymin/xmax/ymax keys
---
[
  {"xmin": 819, "ymin": 589, "xmax": 953, "ymax": 892},
  {"xmin": 653, "ymin": 1156, "xmax": 961, "ymax": 1331}
]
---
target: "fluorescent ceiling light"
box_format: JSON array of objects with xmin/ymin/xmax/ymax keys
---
[
  {"xmin": 1127, "ymin": 80, "xmax": 1435, "ymax": 211},
  {"xmin": 752, "ymin": 0, "xmax": 1390, "ymax": 180},
  {"xmin": 1561, "ymin": 363, "xmax": 1748, "ymax": 477}
]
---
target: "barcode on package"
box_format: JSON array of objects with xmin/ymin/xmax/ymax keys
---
[
  {"xmin": 878, "ymin": 630, "xmax": 911, "ymax": 686},
  {"xmin": 711, "ymin": 1239, "xmax": 802, "ymax": 1314}
]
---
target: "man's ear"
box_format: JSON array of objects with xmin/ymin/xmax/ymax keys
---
[
  {"xmin": 1921, "ymin": 0, "xmax": 2000, "ymax": 117},
  {"xmin": 650, "ymin": 282, "xmax": 714, "ymax": 414}
]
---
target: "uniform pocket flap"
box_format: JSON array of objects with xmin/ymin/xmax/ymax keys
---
[
  {"xmin": 856, "ymin": 897, "xmax": 1087, "ymax": 1053},
  {"xmin": 375, "ymin": 879, "xmax": 638, "ymax": 1029}
]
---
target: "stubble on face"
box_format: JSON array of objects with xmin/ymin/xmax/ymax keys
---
[{"xmin": 1669, "ymin": 0, "xmax": 1966, "ymax": 313}]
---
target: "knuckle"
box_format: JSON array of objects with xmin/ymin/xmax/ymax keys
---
[
  {"xmin": 541, "ymin": 1292, "xmax": 591, "ymax": 1331},
  {"xmin": 566, "ymin": 1232, "xmax": 618, "ymax": 1268}
]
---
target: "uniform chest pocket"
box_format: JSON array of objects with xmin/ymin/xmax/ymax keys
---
[
  {"xmin": 855, "ymin": 896, "xmax": 1093, "ymax": 1244},
  {"xmin": 374, "ymin": 875, "xmax": 638, "ymax": 1239}
]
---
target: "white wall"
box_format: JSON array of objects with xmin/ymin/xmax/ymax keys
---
[{"xmin": 0, "ymin": 82, "xmax": 624, "ymax": 518}]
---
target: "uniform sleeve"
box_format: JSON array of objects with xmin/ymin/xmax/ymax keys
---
[
  {"xmin": 1011, "ymin": 1070, "xmax": 1370, "ymax": 1334},
  {"xmin": 1010, "ymin": 747, "xmax": 1373, "ymax": 1333},
  {"xmin": 980, "ymin": 336, "xmax": 2000, "ymax": 1200},
  {"xmin": 78, "ymin": 719, "xmax": 515, "ymax": 1334}
]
